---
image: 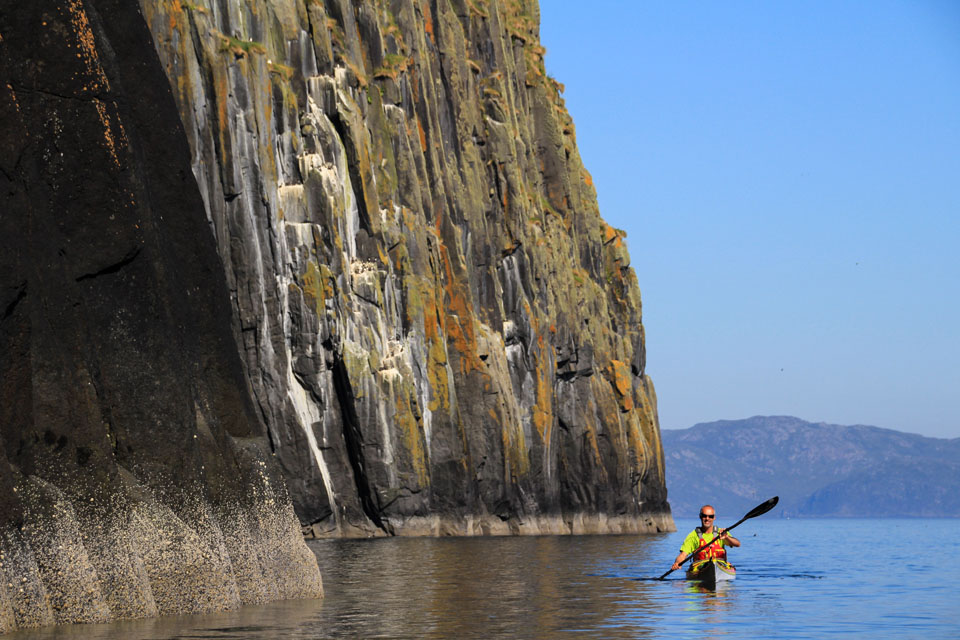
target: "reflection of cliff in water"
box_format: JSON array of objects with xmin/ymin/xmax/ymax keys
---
[
  {"xmin": 309, "ymin": 535, "xmax": 679, "ymax": 639},
  {"xmin": 5, "ymin": 535, "xmax": 681, "ymax": 638}
]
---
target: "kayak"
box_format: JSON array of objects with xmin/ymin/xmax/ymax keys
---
[{"xmin": 685, "ymin": 558, "xmax": 736, "ymax": 587}]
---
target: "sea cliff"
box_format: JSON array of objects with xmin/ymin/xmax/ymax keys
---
[
  {"xmin": 0, "ymin": 0, "xmax": 671, "ymax": 633},
  {"xmin": 137, "ymin": 0, "xmax": 673, "ymax": 538}
]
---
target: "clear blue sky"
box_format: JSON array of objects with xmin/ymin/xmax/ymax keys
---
[{"xmin": 539, "ymin": 1, "xmax": 960, "ymax": 439}]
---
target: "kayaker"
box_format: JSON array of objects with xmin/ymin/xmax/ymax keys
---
[{"xmin": 670, "ymin": 505, "xmax": 740, "ymax": 571}]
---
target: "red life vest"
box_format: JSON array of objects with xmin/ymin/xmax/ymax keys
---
[{"xmin": 693, "ymin": 528, "xmax": 727, "ymax": 562}]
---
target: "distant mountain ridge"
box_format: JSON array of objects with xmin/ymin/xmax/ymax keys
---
[{"xmin": 662, "ymin": 416, "xmax": 960, "ymax": 518}]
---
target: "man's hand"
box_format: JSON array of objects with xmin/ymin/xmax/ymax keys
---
[{"xmin": 718, "ymin": 528, "xmax": 741, "ymax": 547}]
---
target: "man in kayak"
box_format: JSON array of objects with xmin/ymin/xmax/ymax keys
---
[{"xmin": 670, "ymin": 504, "xmax": 740, "ymax": 571}]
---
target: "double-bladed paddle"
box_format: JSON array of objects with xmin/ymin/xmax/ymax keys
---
[{"xmin": 657, "ymin": 495, "xmax": 779, "ymax": 580}]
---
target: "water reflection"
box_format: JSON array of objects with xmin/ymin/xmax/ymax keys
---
[
  {"xmin": 11, "ymin": 519, "xmax": 955, "ymax": 638},
  {"xmin": 680, "ymin": 581, "xmax": 736, "ymax": 637},
  {"xmin": 7, "ymin": 598, "xmax": 327, "ymax": 639},
  {"xmin": 309, "ymin": 535, "xmax": 678, "ymax": 638}
]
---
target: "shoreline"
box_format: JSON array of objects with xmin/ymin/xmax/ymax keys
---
[{"xmin": 303, "ymin": 512, "xmax": 677, "ymax": 539}]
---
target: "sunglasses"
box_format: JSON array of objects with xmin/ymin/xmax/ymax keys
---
[{"xmin": 699, "ymin": 513, "xmax": 715, "ymax": 519}]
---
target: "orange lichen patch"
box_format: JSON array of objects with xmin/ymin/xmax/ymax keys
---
[
  {"xmin": 209, "ymin": 67, "xmax": 236, "ymax": 173},
  {"xmin": 174, "ymin": 71, "xmax": 191, "ymax": 108},
  {"xmin": 606, "ymin": 359, "xmax": 634, "ymax": 412},
  {"xmin": 66, "ymin": 0, "xmax": 109, "ymax": 93},
  {"xmin": 603, "ymin": 223, "xmax": 617, "ymax": 245},
  {"xmin": 422, "ymin": 2, "xmax": 435, "ymax": 44},
  {"xmin": 422, "ymin": 294, "xmax": 451, "ymax": 413},
  {"xmin": 416, "ymin": 117, "xmax": 427, "ymax": 153},
  {"xmin": 93, "ymin": 99, "xmax": 124, "ymax": 168},
  {"xmin": 376, "ymin": 242, "xmax": 390, "ymax": 267},
  {"xmin": 520, "ymin": 298, "xmax": 541, "ymax": 335},
  {"xmin": 257, "ymin": 86, "xmax": 278, "ymax": 182},
  {"xmin": 4, "ymin": 84, "xmax": 18, "ymax": 112},
  {"xmin": 444, "ymin": 313, "xmax": 474, "ymax": 372},
  {"xmin": 213, "ymin": 67, "xmax": 228, "ymax": 133},
  {"xmin": 602, "ymin": 222, "xmax": 625, "ymax": 248},
  {"xmin": 531, "ymin": 350, "xmax": 554, "ymax": 446},
  {"xmin": 436, "ymin": 237, "xmax": 483, "ymax": 376},
  {"xmin": 426, "ymin": 351, "xmax": 449, "ymax": 412}
]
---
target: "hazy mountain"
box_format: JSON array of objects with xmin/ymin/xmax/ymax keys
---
[{"xmin": 662, "ymin": 416, "xmax": 960, "ymax": 518}]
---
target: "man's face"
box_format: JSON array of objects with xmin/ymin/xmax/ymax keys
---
[{"xmin": 699, "ymin": 509, "xmax": 715, "ymax": 526}]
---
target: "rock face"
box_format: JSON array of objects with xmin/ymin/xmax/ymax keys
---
[
  {"xmin": 0, "ymin": 0, "xmax": 671, "ymax": 632},
  {"xmin": 133, "ymin": 0, "xmax": 672, "ymax": 538},
  {"xmin": 0, "ymin": 0, "xmax": 321, "ymax": 634}
]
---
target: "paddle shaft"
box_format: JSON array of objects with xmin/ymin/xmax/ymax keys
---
[{"xmin": 657, "ymin": 496, "xmax": 778, "ymax": 580}]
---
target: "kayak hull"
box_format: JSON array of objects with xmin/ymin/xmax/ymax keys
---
[{"xmin": 685, "ymin": 558, "xmax": 736, "ymax": 587}]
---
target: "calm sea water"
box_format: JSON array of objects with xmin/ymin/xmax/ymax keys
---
[{"xmin": 10, "ymin": 518, "xmax": 959, "ymax": 639}]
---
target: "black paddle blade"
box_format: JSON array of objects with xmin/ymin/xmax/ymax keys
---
[{"xmin": 744, "ymin": 496, "xmax": 779, "ymax": 520}]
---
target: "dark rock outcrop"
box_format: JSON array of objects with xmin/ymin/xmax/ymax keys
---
[
  {"xmin": 0, "ymin": 0, "xmax": 321, "ymax": 633},
  {"xmin": 135, "ymin": 0, "xmax": 672, "ymax": 538}
]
